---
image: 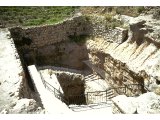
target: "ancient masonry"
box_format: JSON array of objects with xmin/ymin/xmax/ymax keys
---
[{"xmin": 8, "ymin": 15, "xmax": 160, "ymax": 114}]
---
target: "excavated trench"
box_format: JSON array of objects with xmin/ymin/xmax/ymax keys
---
[
  {"xmin": 9, "ymin": 16, "xmax": 149, "ymax": 108},
  {"xmin": 9, "ymin": 30, "xmax": 92, "ymax": 105}
]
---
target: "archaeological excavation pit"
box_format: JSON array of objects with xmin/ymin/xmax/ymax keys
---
[
  {"xmin": 8, "ymin": 15, "xmax": 151, "ymax": 112},
  {"xmin": 39, "ymin": 67, "xmax": 87, "ymax": 105}
]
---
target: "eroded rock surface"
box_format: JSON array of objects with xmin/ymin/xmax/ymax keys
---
[
  {"xmin": 112, "ymin": 95, "xmax": 137, "ymax": 114},
  {"xmin": 86, "ymin": 14, "xmax": 160, "ymax": 91},
  {"xmin": 1, "ymin": 99, "xmax": 44, "ymax": 114},
  {"xmin": 112, "ymin": 92, "xmax": 160, "ymax": 114}
]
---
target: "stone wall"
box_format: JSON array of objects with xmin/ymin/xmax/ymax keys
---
[
  {"xmin": 86, "ymin": 15, "xmax": 128, "ymax": 44},
  {"xmin": 10, "ymin": 16, "xmax": 91, "ymax": 48},
  {"xmin": 88, "ymin": 51, "xmax": 146, "ymax": 96},
  {"xmin": 34, "ymin": 41, "xmax": 89, "ymax": 69},
  {"xmin": 9, "ymin": 16, "xmax": 91, "ymax": 69}
]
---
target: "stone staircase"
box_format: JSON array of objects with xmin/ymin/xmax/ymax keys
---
[
  {"xmin": 84, "ymin": 74, "xmax": 104, "ymax": 82},
  {"xmin": 84, "ymin": 73, "xmax": 115, "ymax": 104},
  {"xmin": 106, "ymin": 89, "xmax": 115, "ymax": 100},
  {"xmin": 84, "ymin": 74, "xmax": 108, "ymax": 91}
]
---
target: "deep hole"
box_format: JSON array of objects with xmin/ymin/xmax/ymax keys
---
[
  {"xmin": 22, "ymin": 37, "xmax": 32, "ymax": 45},
  {"xmin": 156, "ymin": 79, "xmax": 160, "ymax": 85},
  {"xmin": 55, "ymin": 72, "xmax": 86, "ymax": 105},
  {"xmin": 24, "ymin": 64, "xmax": 35, "ymax": 91}
]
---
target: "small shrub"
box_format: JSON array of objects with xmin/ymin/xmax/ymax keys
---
[
  {"xmin": 104, "ymin": 14, "xmax": 112, "ymax": 22},
  {"xmin": 18, "ymin": 18, "xmax": 23, "ymax": 23},
  {"xmin": 105, "ymin": 17, "xmax": 123, "ymax": 30},
  {"xmin": 153, "ymin": 9, "xmax": 160, "ymax": 20},
  {"xmin": 69, "ymin": 34, "xmax": 89, "ymax": 44},
  {"xmin": 137, "ymin": 7, "xmax": 145, "ymax": 14},
  {"xmin": 115, "ymin": 7, "xmax": 125, "ymax": 15},
  {"xmin": 115, "ymin": 7, "xmax": 142, "ymax": 17},
  {"xmin": 84, "ymin": 15, "xmax": 91, "ymax": 22}
]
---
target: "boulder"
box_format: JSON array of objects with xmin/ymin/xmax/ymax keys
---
[
  {"xmin": 129, "ymin": 19, "xmax": 147, "ymax": 45},
  {"xmin": 115, "ymin": 27, "xmax": 128, "ymax": 44}
]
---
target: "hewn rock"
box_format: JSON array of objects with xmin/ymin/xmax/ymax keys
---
[
  {"xmin": 55, "ymin": 72, "xmax": 85, "ymax": 97},
  {"xmin": 87, "ymin": 50, "xmax": 144, "ymax": 96},
  {"xmin": 112, "ymin": 95, "xmax": 137, "ymax": 114},
  {"xmin": 137, "ymin": 92, "xmax": 160, "ymax": 114},
  {"xmin": 115, "ymin": 27, "xmax": 128, "ymax": 44},
  {"xmin": 129, "ymin": 19, "xmax": 148, "ymax": 45},
  {"xmin": 112, "ymin": 92, "xmax": 160, "ymax": 114}
]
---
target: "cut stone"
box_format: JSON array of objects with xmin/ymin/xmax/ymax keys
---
[{"xmin": 112, "ymin": 95, "xmax": 137, "ymax": 114}]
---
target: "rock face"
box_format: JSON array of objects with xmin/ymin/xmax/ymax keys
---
[
  {"xmin": 55, "ymin": 72, "xmax": 86, "ymax": 104},
  {"xmin": 86, "ymin": 43, "xmax": 146, "ymax": 96},
  {"xmin": 112, "ymin": 92, "xmax": 160, "ymax": 114},
  {"xmin": 113, "ymin": 27, "xmax": 128, "ymax": 44},
  {"xmin": 128, "ymin": 16, "xmax": 160, "ymax": 47},
  {"xmin": 86, "ymin": 14, "xmax": 160, "ymax": 91},
  {"xmin": 129, "ymin": 19, "xmax": 148, "ymax": 45},
  {"xmin": 35, "ymin": 41, "xmax": 89, "ymax": 69}
]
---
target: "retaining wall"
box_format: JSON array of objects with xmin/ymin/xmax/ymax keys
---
[{"xmin": 10, "ymin": 16, "xmax": 92, "ymax": 48}]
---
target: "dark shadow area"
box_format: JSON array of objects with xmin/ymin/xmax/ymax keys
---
[{"xmin": 55, "ymin": 72, "xmax": 87, "ymax": 105}]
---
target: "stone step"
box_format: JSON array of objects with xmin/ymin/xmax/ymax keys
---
[{"xmin": 107, "ymin": 95, "xmax": 115, "ymax": 99}]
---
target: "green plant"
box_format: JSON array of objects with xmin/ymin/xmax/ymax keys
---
[
  {"xmin": 115, "ymin": 7, "xmax": 144, "ymax": 17},
  {"xmin": 69, "ymin": 34, "xmax": 89, "ymax": 44},
  {"xmin": 104, "ymin": 14, "xmax": 112, "ymax": 22},
  {"xmin": 84, "ymin": 15, "xmax": 91, "ymax": 22},
  {"xmin": 105, "ymin": 17, "xmax": 123, "ymax": 30},
  {"xmin": 137, "ymin": 7, "xmax": 145, "ymax": 14}
]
